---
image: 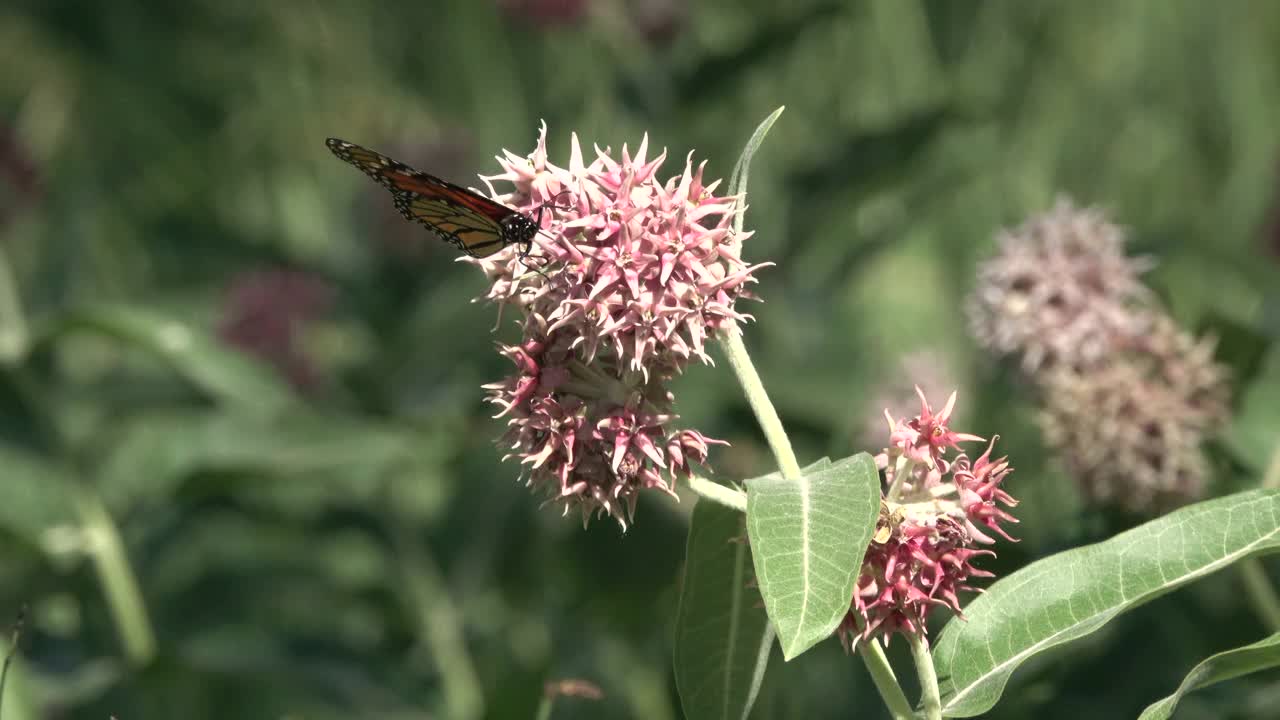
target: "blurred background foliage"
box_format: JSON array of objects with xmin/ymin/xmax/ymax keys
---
[{"xmin": 1, "ymin": 1, "xmax": 1279, "ymax": 718}]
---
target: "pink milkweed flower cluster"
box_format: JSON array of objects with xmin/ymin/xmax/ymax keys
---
[
  {"xmin": 219, "ymin": 268, "xmax": 333, "ymax": 392},
  {"xmin": 967, "ymin": 198, "xmax": 1229, "ymax": 512},
  {"xmin": 473, "ymin": 124, "xmax": 767, "ymax": 527},
  {"xmin": 840, "ymin": 389, "xmax": 1017, "ymax": 646}
]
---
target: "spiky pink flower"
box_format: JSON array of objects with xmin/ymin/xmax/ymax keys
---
[
  {"xmin": 842, "ymin": 390, "xmax": 1017, "ymax": 647},
  {"xmin": 486, "ymin": 333, "xmax": 724, "ymax": 528},
  {"xmin": 470, "ymin": 124, "xmax": 761, "ymax": 526},
  {"xmin": 884, "ymin": 388, "xmax": 984, "ymax": 469},
  {"xmin": 470, "ymin": 123, "xmax": 769, "ymax": 373}
]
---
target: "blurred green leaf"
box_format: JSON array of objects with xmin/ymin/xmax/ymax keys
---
[
  {"xmin": 95, "ymin": 409, "xmax": 419, "ymax": 512},
  {"xmin": 673, "ymin": 500, "xmax": 773, "ymax": 720},
  {"xmin": 1137, "ymin": 631, "xmax": 1280, "ymax": 720},
  {"xmin": 0, "ymin": 444, "xmax": 75, "ymax": 546},
  {"xmin": 934, "ymin": 489, "xmax": 1280, "ymax": 717},
  {"xmin": 42, "ymin": 305, "xmax": 293, "ymax": 413},
  {"xmin": 745, "ymin": 453, "xmax": 879, "ymax": 660}
]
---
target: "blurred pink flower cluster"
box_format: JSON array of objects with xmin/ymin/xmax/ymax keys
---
[
  {"xmin": 967, "ymin": 198, "xmax": 1229, "ymax": 512},
  {"xmin": 840, "ymin": 390, "xmax": 1017, "ymax": 645},
  {"xmin": 219, "ymin": 268, "xmax": 333, "ymax": 392},
  {"xmin": 474, "ymin": 124, "xmax": 766, "ymax": 526}
]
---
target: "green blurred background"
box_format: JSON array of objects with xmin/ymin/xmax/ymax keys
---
[{"xmin": 2, "ymin": 1, "xmax": 1280, "ymax": 718}]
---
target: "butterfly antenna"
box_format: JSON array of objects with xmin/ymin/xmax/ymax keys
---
[
  {"xmin": 518, "ymin": 242, "xmax": 551, "ymax": 280},
  {"xmin": 520, "ymin": 190, "xmax": 575, "ymax": 279},
  {"xmin": 0, "ymin": 605, "xmax": 27, "ymax": 720}
]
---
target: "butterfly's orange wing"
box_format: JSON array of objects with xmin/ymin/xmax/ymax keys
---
[{"xmin": 326, "ymin": 138, "xmax": 518, "ymax": 258}]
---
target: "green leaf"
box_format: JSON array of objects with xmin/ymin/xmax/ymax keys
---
[
  {"xmin": 0, "ymin": 444, "xmax": 76, "ymax": 545},
  {"xmin": 728, "ymin": 106, "xmax": 785, "ymax": 234},
  {"xmin": 44, "ymin": 305, "xmax": 293, "ymax": 412},
  {"xmin": 1138, "ymin": 632, "xmax": 1280, "ymax": 720},
  {"xmin": 745, "ymin": 453, "xmax": 880, "ymax": 660},
  {"xmin": 95, "ymin": 409, "xmax": 419, "ymax": 512},
  {"xmin": 934, "ymin": 489, "xmax": 1280, "ymax": 717},
  {"xmin": 674, "ymin": 500, "xmax": 773, "ymax": 720}
]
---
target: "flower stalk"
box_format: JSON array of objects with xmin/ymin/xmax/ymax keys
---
[
  {"xmin": 75, "ymin": 488, "xmax": 156, "ymax": 666},
  {"xmin": 856, "ymin": 637, "xmax": 913, "ymax": 720},
  {"xmin": 685, "ymin": 475, "xmax": 747, "ymax": 512},
  {"xmin": 720, "ymin": 326, "xmax": 802, "ymax": 482},
  {"xmin": 908, "ymin": 633, "xmax": 942, "ymax": 720}
]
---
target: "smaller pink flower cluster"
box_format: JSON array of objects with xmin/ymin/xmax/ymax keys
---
[
  {"xmin": 840, "ymin": 389, "xmax": 1017, "ymax": 645},
  {"xmin": 476, "ymin": 125, "xmax": 764, "ymax": 526},
  {"xmin": 485, "ymin": 335, "xmax": 722, "ymax": 526}
]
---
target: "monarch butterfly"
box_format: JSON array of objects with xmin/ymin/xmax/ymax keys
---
[{"xmin": 326, "ymin": 138, "xmax": 553, "ymax": 259}]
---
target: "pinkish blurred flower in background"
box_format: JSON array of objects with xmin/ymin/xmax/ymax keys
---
[
  {"xmin": 1037, "ymin": 314, "xmax": 1229, "ymax": 512},
  {"xmin": 968, "ymin": 197, "xmax": 1154, "ymax": 373},
  {"xmin": 967, "ymin": 198, "xmax": 1230, "ymax": 514},
  {"xmin": 840, "ymin": 390, "xmax": 1017, "ymax": 646},
  {"xmin": 0, "ymin": 124, "xmax": 41, "ymax": 230},
  {"xmin": 219, "ymin": 268, "xmax": 333, "ymax": 392},
  {"xmin": 628, "ymin": 0, "xmax": 686, "ymax": 47},
  {"xmin": 473, "ymin": 124, "xmax": 766, "ymax": 526},
  {"xmin": 499, "ymin": 0, "xmax": 589, "ymax": 28}
]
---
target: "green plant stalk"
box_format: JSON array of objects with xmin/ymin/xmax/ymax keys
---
[
  {"xmin": 685, "ymin": 475, "xmax": 748, "ymax": 512},
  {"xmin": 74, "ymin": 489, "xmax": 156, "ymax": 666},
  {"xmin": 857, "ymin": 639, "xmax": 914, "ymax": 720},
  {"xmin": 1263, "ymin": 442, "xmax": 1280, "ymax": 490},
  {"xmin": 394, "ymin": 529, "xmax": 484, "ymax": 720},
  {"xmin": 533, "ymin": 694, "xmax": 554, "ymax": 720},
  {"xmin": 0, "ymin": 242, "xmax": 28, "ymax": 365},
  {"xmin": 1240, "ymin": 443, "xmax": 1280, "ymax": 632},
  {"xmin": 908, "ymin": 633, "xmax": 942, "ymax": 720},
  {"xmin": 719, "ymin": 328, "xmax": 803, "ymax": 482},
  {"xmin": 1238, "ymin": 559, "xmax": 1280, "ymax": 633}
]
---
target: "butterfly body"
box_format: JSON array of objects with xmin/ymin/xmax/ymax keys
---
[{"xmin": 326, "ymin": 138, "xmax": 540, "ymax": 258}]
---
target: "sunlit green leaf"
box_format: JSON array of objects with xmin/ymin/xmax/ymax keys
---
[
  {"xmin": 935, "ymin": 489, "xmax": 1280, "ymax": 717},
  {"xmin": 674, "ymin": 500, "xmax": 773, "ymax": 720},
  {"xmin": 95, "ymin": 409, "xmax": 420, "ymax": 512},
  {"xmin": 1138, "ymin": 632, "xmax": 1280, "ymax": 720},
  {"xmin": 745, "ymin": 453, "xmax": 879, "ymax": 660}
]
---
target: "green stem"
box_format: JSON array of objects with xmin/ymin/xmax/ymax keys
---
[
  {"xmin": 1262, "ymin": 442, "xmax": 1280, "ymax": 490},
  {"xmin": 857, "ymin": 640, "xmax": 914, "ymax": 720},
  {"xmin": 908, "ymin": 633, "xmax": 942, "ymax": 720},
  {"xmin": 75, "ymin": 489, "xmax": 156, "ymax": 666},
  {"xmin": 685, "ymin": 475, "xmax": 747, "ymax": 513},
  {"xmin": 1239, "ymin": 559, "xmax": 1280, "ymax": 632},
  {"xmin": 534, "ymin": 693, "xmax": 554, "ymax": 720},
  {"xmin": 392, "ymin": 525, "xmax": 484, "ymax": 720},
  {"xmin": 0, "ymin": 241, "xmax": 28, "ymax": 365},
  {"xmin": 719, "ymin": 328, "xmax": 802, "ymax": 481},
  {"xmin": 1240, "ymin": 443, "xmax": 1280, "ymax": 631}
]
